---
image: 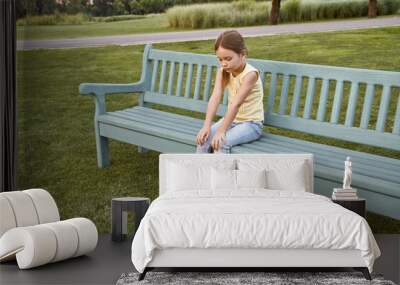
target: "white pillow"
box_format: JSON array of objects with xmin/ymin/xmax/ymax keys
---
[
  {"xmin": 237, "ymin": 169, "xmax": 267, "ymax": 189},
  {"xmin": 237, "ymin": 159, "xmax": 308, "ymax": 192},
  {"xmin": 167, "ymin": 160, "xmax": 235, "ymax": 191},
  {"xmin": 211, "ymin": 168, "xmax": 267, "ymax": 190},
  {"xmin": 211, "ymin": 168, "xmax": 236, "ymax": 190},
  {"xmin": 266, "ymin": 164, "xmax": 306, "ymax": 191}
]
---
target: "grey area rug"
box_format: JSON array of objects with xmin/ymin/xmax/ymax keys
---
[{"xmin": 116, "ymin": 271, "xmax": 395, "ymax": 285}]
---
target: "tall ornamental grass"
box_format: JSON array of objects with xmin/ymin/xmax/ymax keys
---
[
  {"xmin": 167, "ymin": 0, "xmax": 400, "ymax": 29},
  {"xmin": 167, "ymin": 1, "xmax": 270, "ymax": 29}
]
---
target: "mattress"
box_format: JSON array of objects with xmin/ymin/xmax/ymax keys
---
[{"xmin": 131, "ymin": 190, "xmax": 380, "ymax": 273}]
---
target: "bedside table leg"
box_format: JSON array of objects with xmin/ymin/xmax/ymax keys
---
[{"xmin": 112, "ymin": 201, "xmax": 123, "ymax": 242}]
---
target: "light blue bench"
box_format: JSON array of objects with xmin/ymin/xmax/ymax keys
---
[{"xmin": 80, "ymin": 44, "xmax": 400, "ymax": 220}]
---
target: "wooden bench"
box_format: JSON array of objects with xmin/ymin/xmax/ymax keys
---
[{"xmin": 79, "ymin": 44, "xmax": 400, "ymax": 220}]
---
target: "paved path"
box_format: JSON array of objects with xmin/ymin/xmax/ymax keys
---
[{"xmin": 17, "ymin": 16, "xmax": 400, "ymax": 51}]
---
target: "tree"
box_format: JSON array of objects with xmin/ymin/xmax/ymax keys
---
[
  {"xmin": 269, "ymin": 0, "xmax": 281, "ymax": 25},
  {"xmin": 16, "ymin": 0, "xmax": 57, "ymax": 17},
  {"xmin": 113, "ymin": 0, "xmax": 127, "ymax": 15},
  {"xmin": 92, "ymin": 0, "xmax": 114, "ymax": 16},
  {"xmin": 368, "ymin": 0, "xmax": 377, "ymax": 18},
  {"xmin": 16, "ymin": 0, "xmax": 28, "ymax": 19}
]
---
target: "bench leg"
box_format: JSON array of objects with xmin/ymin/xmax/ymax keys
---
[
  {"xmin": 138, "ymin": 146, "xmax": 149, "ymax": 153},
  {"xmin": 95, "ymin": 133, "xmax": 109, "ymax": 168},
  {"xmin": 354, "ymin": 267, "xmax": 371, "ymax": 280}
]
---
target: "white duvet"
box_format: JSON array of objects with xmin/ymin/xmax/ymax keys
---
[{"xmin": 131, "ymin": 190, "xmax": 380, "ymax": 273}]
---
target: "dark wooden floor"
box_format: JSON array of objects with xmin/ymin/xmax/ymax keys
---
[{"xmin": 1, "ymin": 234, "xmax": 399, "ymax": 285}]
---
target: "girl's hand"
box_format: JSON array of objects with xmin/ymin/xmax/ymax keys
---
[
  {"xmin": 211, "ymin": 129, "xmax": 226, "ymax": 151},
  {"xmin": 196, "ymin": 126, "xmax": 211, "ymax": 145}
]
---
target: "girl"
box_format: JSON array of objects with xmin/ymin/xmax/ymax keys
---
[{"xmin": 196, "ymin": 30, "xmax": 264, "ymax": 154}]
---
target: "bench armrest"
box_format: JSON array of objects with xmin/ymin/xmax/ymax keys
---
[
  {"xmin": 79, "ymin": 81, "xmax": 145, "ymax": 116},
  {"xmin": 79, "ymin": 81, "xmax": 145, "ymax": 96}
]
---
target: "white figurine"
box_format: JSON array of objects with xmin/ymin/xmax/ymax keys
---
[{"xmin": 343, "ymin": 156, "xmax": 352, "ymax": 189}]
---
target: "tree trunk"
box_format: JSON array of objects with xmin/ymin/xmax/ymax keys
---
[
  {"xmin": 368, "ymin": 0, "xmax": 377, "ymax": 18},
  {"xmin": 269, "ymin": 0, "xmax": 281, "ymax": 25}
]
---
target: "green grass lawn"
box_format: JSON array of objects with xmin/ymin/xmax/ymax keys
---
[
  {"xmin": 17, "ymin": 13, "xmax": 187, "ymax": 40},
  {"xmin": 16, "ymin": 27, "xmax": 400, "ymax": 234}
]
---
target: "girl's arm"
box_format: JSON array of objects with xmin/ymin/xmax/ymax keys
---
[{"xmin": 203, "ymin": 68, "xmax": 225, "ymax": 128}]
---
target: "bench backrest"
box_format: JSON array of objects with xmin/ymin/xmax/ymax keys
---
[{"xmin": 138, "ymin": 44, "xmax": 400, "ymax": 151}]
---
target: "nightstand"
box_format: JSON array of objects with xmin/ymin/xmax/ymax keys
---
[
  {"xmin": 111, "ymin": 197, "xmax": 150, "ymax": 242},
  {"xmin": 332, "ymin": 198, "xmax": 366, "ymax": 218}
]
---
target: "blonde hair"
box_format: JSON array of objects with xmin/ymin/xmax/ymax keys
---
[{"xmin": 214, "ymin": 30, "xmax": 248, "ymax": 86}]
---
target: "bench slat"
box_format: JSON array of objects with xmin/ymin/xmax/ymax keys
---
[
  {"xmin": 266, "ymin": 113, "xmax": 400, "ymax": 151},
  {"xmin": 290, "ymin": 75, "xmax": 302, "ymax": 117},
  {"xmin": 203, "ymin": 65, "xmax": 213, "ymax": 101},
  {"xmin": 330, "ymin": 80, "xmax": 344, "ymax": 124},
  {"xmin": 130, "ymin": 106, "xmax": 205, "ymax": 126},
  {"xmin": 249, "ymin": 58, "xmax": 400, "ymax": 86},
  {"xmin": 194, "ymin": 64, "xmax": 203, "ymax": 100},
  {"xmin": 185, "ymin": 64, "xmax": 194, "ymax": 98},
  {"xmin": 144, "ymin": 92, "xmax": 226, "ymax": 116},
  {"xmin": 258, "ymin": 136, "xmax": 400, "ymax": 175},
  {"xmin": 257, "ymin": 136, "xmax": 400, "ymax": 182},
  {"xmin": 267, "ymin": 73, "xmax": 277, "ymax": 113},
  {"xmin": 260, "ymin": 72, "xmax": 266, "ymax": 91},
  {"xmin": 316, "ymin": 79, "xmax": 329, "ymax": 122},
  {"xmin": 303, "ymin": 77, "xmax": 315, "ymax": 119},
  {"xmin": 150, "ymin": 49, "xmax": 218, "ymax": 66},
  {"xmin": 237, "ymin": 141, "xmax": 400, "ymax": 199},
  {"xmin": 393, "ymin": 95, "xmax": 400, "ymax": 134},
  {"xmin": 263, "ymin": 132, "xmax": 400, "ymax": 168},
  {"xmin": 376, "ymin": 85, "xmax": 391, "ymax": 132},
  {"xmin": 167, "ymin": 62, "xmax": 176, "ymax": 96},
  {"xmin": 176, "ymin": 63, "xmax": 185, "ymax": 97},
  {"xmin": 360, "ymin": 83, "xmax": 375, "ymax": 129},
  {"xmin": 100, "ymin": 124, "xmax": 194, "ymax": 154},
  {"xmin": 344, "ymin": 82, "xmax": 360, "ymax": 127},
  {"xmin": 278, "ymin": 74, "xmax": 290, "ymax": 115},
  {"xmin": 241, "ymin": 141, "xmax": 400, "ymax": 193},
  {"xmin": 99, "ymin": 114, "xmax": 194, "ymax": 144},
  {"xmin": 159, "ymin": 60, "xmax": 167, "ymax": 94},
  {"xmin": 118, "ymin": 109, "xmax": 199, "ymax": 133},
  {"xmin": 150, "ymin": 60, "xmax": 159, "ymax": 92}
]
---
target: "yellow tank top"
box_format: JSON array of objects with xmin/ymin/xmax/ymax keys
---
[{"xmin": 226, "ymin": 63, "xmax": 264, "ymax": 123}]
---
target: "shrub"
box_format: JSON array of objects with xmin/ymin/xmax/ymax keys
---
[{"xmin": 16, "ymin": 12, "xmax": 90, "ymax": 26}]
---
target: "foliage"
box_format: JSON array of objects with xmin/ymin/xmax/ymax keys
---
[{"xmin": 167, "ymin": 0, "xmax": 400, "ymax": 29}]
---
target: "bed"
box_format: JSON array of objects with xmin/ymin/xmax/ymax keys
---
[{"xmin": 131, "ymin": 153, "xmax": 380, "ymax": 281}]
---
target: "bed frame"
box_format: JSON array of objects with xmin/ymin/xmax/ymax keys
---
[{"xmin": 138, "ymin": 154, "xmax": 371, "ymax": 281}]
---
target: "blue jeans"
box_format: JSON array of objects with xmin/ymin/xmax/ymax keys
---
[{"xmin": 196, "ymin": 118, "xmax": 263, "ymax": 154}]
